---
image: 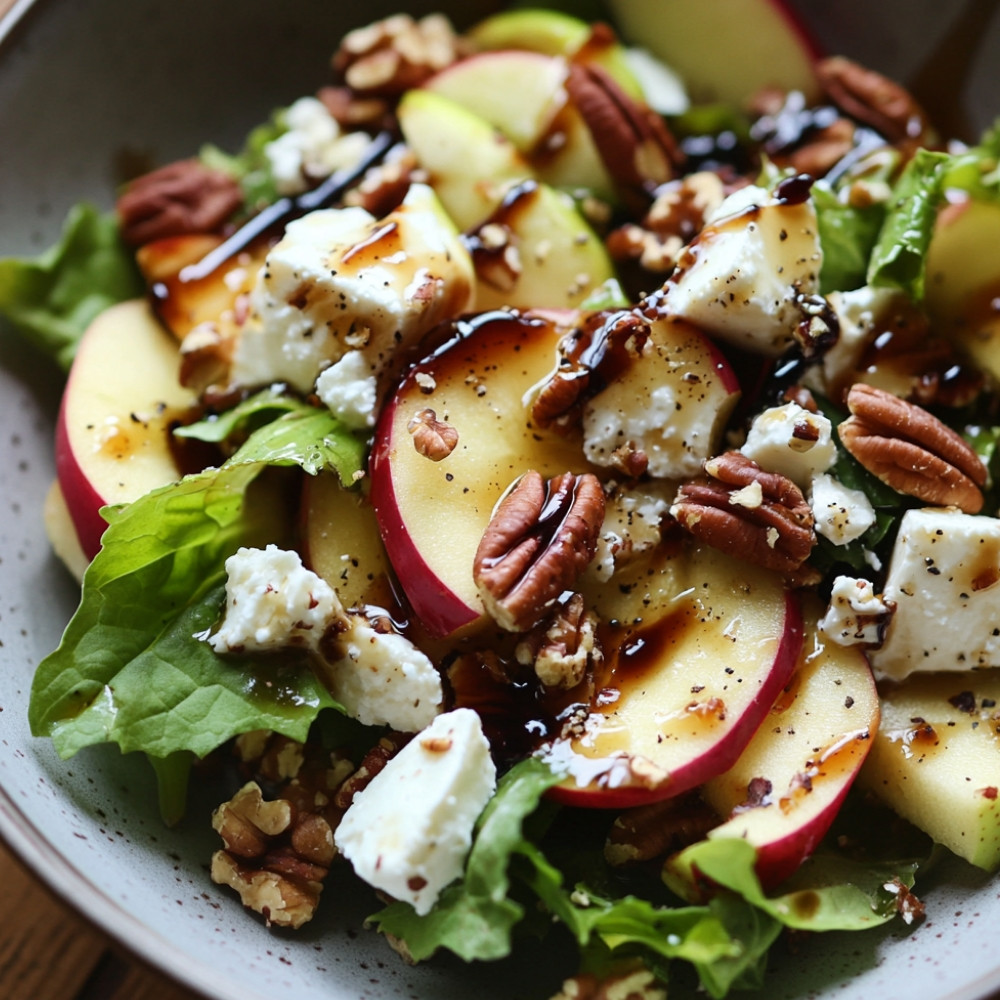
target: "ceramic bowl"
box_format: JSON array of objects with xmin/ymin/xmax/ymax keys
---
[{"xmin": 1, "ymin": 2, "xmax": 999, "ymax": 999}]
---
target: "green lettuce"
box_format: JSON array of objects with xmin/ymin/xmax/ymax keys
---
[
  {"xmin": 29, "ymin": 406, "xmax": 363, "ymax": 761},
  {"xmin": 0, "ymin": 203, "xmax": 142, "ymax": 370}
]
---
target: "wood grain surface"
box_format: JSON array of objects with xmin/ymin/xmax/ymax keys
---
[{"xmin": 0, "ymin": 838, "xmax": 202, "ymax": 1000}]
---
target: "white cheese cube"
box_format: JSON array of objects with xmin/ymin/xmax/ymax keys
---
[
  {"xmin": 591, "ymin": 481, "xmax": 671, "ymax": 582},
  {"xmin": 264, "ymin": 96, "xmax": 372, "ymax": 196},
  {"xmin": 818, "ymin": 575, "xmax": 891, "ymax": 646},
  {"xmin": 739, "ymin": 402, "xmax": 835, "ymax": 488},
  {"xmin": 320, "ymin": 612, "xmax": 443, "ymax": 733},
  {"xmin": 315, "ymin": 350, "xmax": 378, "ymax": 429},
  {"xmin": 870, "ymin": 508, "xmax": 1000, "ymax": 679},
  {"xmin": 209, "ymin": 545, "xmax": 344, "ymax": 653},
  {"xmin": 664, "ymin": 184, "xmax": 822, "ymax": 356},
  {"xmin": 809, "ymin": 472, "xmax": 876, "ymax": 545},
  {"xmin": 232, "ymin": 183, "xmax": 474, "ymax": 394},
  {"xmin": 334, "ymin": 708, "xmax": 496, "ymax": 915}
]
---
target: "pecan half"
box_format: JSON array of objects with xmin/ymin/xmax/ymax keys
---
[
  {"xmin": 670, "ymin": 452, "xmax": 815, "ymax": 577},
  {"xmin": 837, "ymin": 383, "xmax": 986, "ymax": 513},
  {"xmin": 816, "ymin": 56, "xmax": 933, "ymax": 147},
  {"xmin": 117, "ymin": 159, "xmax": 243, "ymax": 247},
  {"xmin": 474, "ymin": 471, "xmax": 606, "ymax": 632},
  {"xmin": 604, "ymin": 791, "xmax": 718, "ymax": 867},
  {"xmin": 407, "ymin": 407, "xmax": 459, "ymax": 461},
  {"xmin": 566, "ymin": 62, "xmax": 682, "ymax": 209}
]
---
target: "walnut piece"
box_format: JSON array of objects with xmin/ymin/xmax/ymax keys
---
[
  {"xmin": 210, "ymin": 781, "xmax": 335, "ymax": 929},
  {"xmin": 549, "ymin": 963, "xmax": 667, "ymax": 1000},
  {"xmin": 474, "ymin": 471, "xmax": 606, "ymax": 632},
  {"xmin": 838, "ymin": 383, "xmax": 987, "ymax": 514},
  {"xmin": 117, "ymin": 159, "xmax": 243, "ymax": 247},
  {"xmin": 332, "ymin": 14, "xmax": 463, "ymax": 96},
  {"xmin": 407, "ymin": 407, "xmax": 459, "ymax": 461},
  {"xmin": 515, "ymin": 592, "xmax": 602, "ymax": 689},
  {"xmin": 670, "ymin": 451, "xmax": 816, "ymax": 578}
]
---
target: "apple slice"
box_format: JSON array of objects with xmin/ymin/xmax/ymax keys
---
[
  {"xmin": 541, "ymin": 544, "xmax": 803, "ymax": 809},
  {"xmin": 469, "ymin": 180, "xmax": 616, "ymax": 310},
  {"xmin": 396, "ymin": 90, "xmax": 533, "ymax": 230},
  {"xmin": 859, "ymin": 671, "xmax": 1000, "ymax": 871},
  {"xmin": 301, "ymin": 473, "xmax": 392, "ymax": 611},
  {"xmin": 605, "ymin": 0, "xmax": 821, "ymax": 107},
  {"xmin": 701, "ymin": 601, "xmax": 879, "ymax": 887},
  {"xmin": 467, "ymin": 7, "xmax": 643, "ymax": 100},
  {"xmin": 369, "ymin": 310, "xmax": 590, "ymax": 637},
  {"xmin": 136, "ymin": 233, "xmax": 266, "ymax": 343},
  {"xmin": 925, "ymin": 194, "xmax": 1000, "ymax": 383},
  {"xmin": 56, "ymin": 299, "xmax": 197, "ymax": 559}
]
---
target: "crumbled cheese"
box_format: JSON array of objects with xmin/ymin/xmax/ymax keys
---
[
  {"xmin": 264, "ymin": 97, "xmax": 373, "ymax": 196},
  {"xmin": 315, "ymin": 350, "xmax": 378, "ymax": 429},
  {"xmin": 231, "ymin": 183, "xmax": 474, "ymax": 394},
  {"xmin": 319, "ymin": 611, "xmax": 443, "ymax": 733},
  {"xmin": 809, "ymin": 472, "xmax": 877, "ymax": 545},
  {"xmin": 818, "ymin": 575, "xmax": 891, "ymax": 646},
  {"xmin": 334, "ymin": 708, "xmax": 496, "ymax": 915},
  {"xmin": 740, "ymin": 402, "xmax": 835, "ymax": 488},
  {"xmin": 208, "ymin": 545, "xmax": 344, "ymax": 653},
  {"xmin": 869, "ymin": 508, "xmax": 1000, "ymax": 679},
  {"xmin": 665, "ymin": 184, "xmax": 822, "ymax": 356},
  {"xmin": 591, "ymin": 482, "xmax": 671, "ymax": 582}
]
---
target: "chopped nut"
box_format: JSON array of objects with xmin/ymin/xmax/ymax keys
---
[
  {"xmin": 604, "ymin": 792, "xmax": 718, "ymax": 867},
  {"xmin": 407, "ymin": 407, "xmax": 459, "ymax": 461},
  {"xmin": 515, "ymin": 592, "xmax": 602, "ymax": 689},
  {"xmin": 549, "ymin": 964, "xmax": 667, "ymax": 1000},
  {"xmin": 474, "ymin": 471, "xmax": 606, "ymax": 632},
  {"xmin": 332, "ymin": 14, "xmax": 463, "ymax": 97},
  {"xmin": 117, "ymin": 159, "xmax": 243, "ymax": 247},
  {"xmin": 332, "ymin": 732, "xmax": 410, "ymax": 810},
  {"xmin": 837, "ymin": 383, "xmax": 987, "ymax": 513},
  {"xmin": 671, "ymin": 451, "xmax": 816, "ymax": 577}
]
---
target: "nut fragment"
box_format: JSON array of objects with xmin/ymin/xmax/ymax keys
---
[
  {"xmin": 515, "ymin": 592, "xmax": 602, "ymax": 689},
  {"xmin": 670, "ymin": 451, "xmax": 815, "ymax": 577},
  {"xmin": 210, "ymin": 781, "xmax": 334, "ymax": 929},
  {"xmin": 332, "ymin": 14, "xmax": 463, "ymax": 96},
  {"xmin": 407, "ymin": 407, "xmax": 459, "ymax": 461},
  {"xmin": 566, "ymin": 62, "xmax": 681, "ymax": 209},
  {"xmin": 604, "ymin": 792, "xmax": 718, "ymax": 867},
  {"xmin": 474, "ymin": 471, "xmax": 606, "ymax": 632},
  {"xmin": 117, "ymin": 159, "xmax": 243, "ymax": 247},
  {"xmin": 549, "ymin": 963, "xmax": 667, "ymax": 1000},
  {"xmin": 837, "ymin": 383, "xmax": 986, "ymax": 513}
]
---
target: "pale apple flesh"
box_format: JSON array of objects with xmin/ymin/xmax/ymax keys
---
[
  {"xmin": 701, "ymin": 601, "xmax": 879, "ymax": 887},
  {"xmin": 859, "ymin": 671, "xmax": 1000, "ymax": 872},
  {"xmin": 56, "ymin": 299, "xmax": 197, "ymax": 559},
  {"xmin": 605, "ymin": 0, "xmax": 820, "ymax": 107},
  {"xmin": 542, "ymin": 545, "xmax": 804, "ymax": 810}
]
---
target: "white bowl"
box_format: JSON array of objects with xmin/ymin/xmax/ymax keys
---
[{"xmin": 1, "ymin": 3, "xmax": 999, "ymax": 999}]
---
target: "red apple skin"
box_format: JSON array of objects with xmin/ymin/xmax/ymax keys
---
[
  {"xmin": 701, "ymin": 605, "xmax": 879, "ymax": 887},
  {"xmin": 544, "ymin": 586, "xmax": 804, "ymax": 810},
  {"xmin": 56, "ymin": 299, "xmax": 196, "ymax": 561}
]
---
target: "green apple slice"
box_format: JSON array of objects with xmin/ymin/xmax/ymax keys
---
[
  {"xmin": 396, "ymin": 90, "xmax": 533, "ymax": 230},
  {"xmin": 859, "ymin": 672, "xmax": 1000, "ymax": 871}
]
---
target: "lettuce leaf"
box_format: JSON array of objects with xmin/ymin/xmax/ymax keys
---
[
  {"xmin": 0, "ymin": 203, "xmax": 142, "ymax": 370},
  {"xmin": 29, "ymin": 406, "xmax": 362, "ymax": 760}
]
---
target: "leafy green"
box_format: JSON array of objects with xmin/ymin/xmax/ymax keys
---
[
  {"xmin": 812, "ymin": 181, "xmax": 886, "ymax": 294},
  {"xmin": 200, "ymin": 109, "xmax": 287, "ymax": 211},
  {"xmin": 0, "ymin": 203, "xmax": 142, "ymax": 370},
  {"xmin": 29, "ymin": 406, "xmax": 362, "ymax": 761},
  {"xmin": 175, "ymin": 386, "xmax": 307, "ymax": 443},
  {"xmin": 867, "ymin": 149, "xmax": 952, "ymax": 299}
]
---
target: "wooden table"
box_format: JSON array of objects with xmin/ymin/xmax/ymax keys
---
[{"xmin": 0, "ymin": 837, "xmax": 202, "ymax": 1000}]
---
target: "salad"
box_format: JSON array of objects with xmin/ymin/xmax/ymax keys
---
[{"xmin": 4, "ymin": 3, "xmax": 1000, "ymax": 997}]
